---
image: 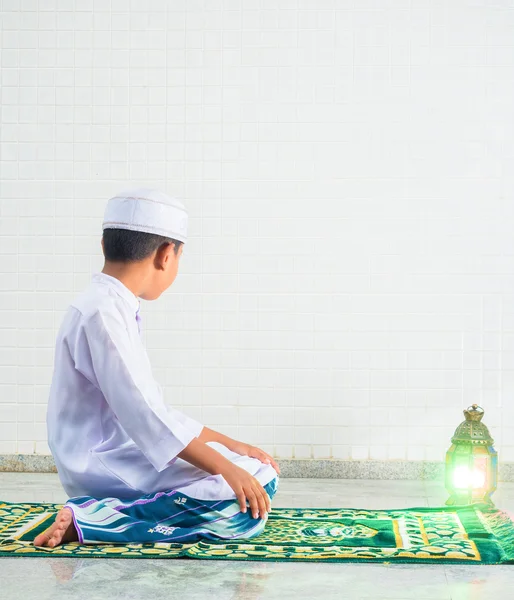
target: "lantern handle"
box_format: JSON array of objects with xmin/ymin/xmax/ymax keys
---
[{"xmin": 463, "ymin": 404, "xmax": 486, "ymax": 423}]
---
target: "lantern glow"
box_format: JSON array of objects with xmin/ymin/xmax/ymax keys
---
[
  {"xmin": 452, "ymin": 466, "xmax": 486, "ymax": 490},
  {"xmin": 445, "ymin": 405, "xmax": 498, "ymax": 506}
]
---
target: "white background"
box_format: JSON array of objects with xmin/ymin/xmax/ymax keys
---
[{"xmin": 1, "ymin": 0, "xmax": 513, "ymax": 463}]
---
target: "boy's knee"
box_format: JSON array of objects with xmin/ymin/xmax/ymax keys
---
[
  {"xmin": 236, "ymin": 515, "xmax": 268, "ymax": 540},
  {"xmin": 264, "ymin": 475, "xmax": 279, "ymax": 500}
]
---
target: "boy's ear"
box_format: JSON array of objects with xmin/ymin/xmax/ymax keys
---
[
  {"xmin": 101, "ymin": 237, "xmax": 105, "ymax": 255},
  {"xmin": 154, "ymin": 242, "xmax": 175, "ymax": 270}
]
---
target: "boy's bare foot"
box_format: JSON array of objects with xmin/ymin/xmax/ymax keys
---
[{"xmin": 33, "ymin": 507, "xmax": 78, "ymax": 548}]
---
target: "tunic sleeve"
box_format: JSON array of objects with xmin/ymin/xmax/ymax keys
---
[
  {"xmin": 81, "ymin": 309, "xmax": 200, "ymax": 472},
  {"xmin": 166, "ymin": 405, "xmax": 204, "ymax": 438}
]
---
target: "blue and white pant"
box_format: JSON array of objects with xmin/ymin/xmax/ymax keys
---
[{"xmin": 65, "ymin": 477, "xmax": 279, "ymax": 545}]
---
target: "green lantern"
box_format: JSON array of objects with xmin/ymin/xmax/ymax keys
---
[{"xmin": 445, "ymin": 404, "xmax": 498, "ymax": 506}]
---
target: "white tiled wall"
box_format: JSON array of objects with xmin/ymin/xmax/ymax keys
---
[{"xmin": 1, "ymin": 1, "xmax": 513, "ymax": 463}]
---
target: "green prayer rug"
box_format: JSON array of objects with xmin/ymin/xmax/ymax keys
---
[{"xmin": 1, "ymin": 501, "xmax": 514, "ymax": 563}]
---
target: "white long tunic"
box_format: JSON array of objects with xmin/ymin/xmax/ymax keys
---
[{"xmin": 48, "ymin": 273, "xmax": 276, "ymax": 500}]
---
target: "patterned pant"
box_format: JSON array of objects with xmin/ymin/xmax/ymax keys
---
[{"xmin": 65, "ymin": 477, "xmax": 279, "ymax": 545}]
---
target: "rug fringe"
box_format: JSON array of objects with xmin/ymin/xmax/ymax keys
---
[{"xmin": 479, "ymin": 506, "xmax": 514, "ymax": 563}]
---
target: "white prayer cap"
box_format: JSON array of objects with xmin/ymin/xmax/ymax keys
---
[{"xmin": 103, "ymin": 188, "xmax": 188, "ymax": 243}]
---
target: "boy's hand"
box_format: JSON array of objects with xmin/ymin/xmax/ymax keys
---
[
  {"xmin": 221, "ymin": 464, "xmax": 272, "ymax": 519},
  {"xmin": 178, "ymin": 437, "xmax": 274, "ymax": 519},
  {"xmin": 197, "ymin": 427, "xmax": 281, "ymax": 475},
  {"xmin": 231, "ymin": 442, "xmax": 281, "ymax": 475}
]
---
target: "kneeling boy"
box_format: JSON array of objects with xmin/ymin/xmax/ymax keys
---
[{"xmin": 35, "ymin": 188, "xmax": 279, "ymax": 548}]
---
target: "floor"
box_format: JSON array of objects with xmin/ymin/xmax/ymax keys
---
[{"xmin": 0, "ymin": 474, "xmax": 513, "ymax": 599}]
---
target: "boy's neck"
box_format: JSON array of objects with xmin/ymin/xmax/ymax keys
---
[{"xmin": 102, "ymin": 262, "xmax": 149, "ymax": 298}]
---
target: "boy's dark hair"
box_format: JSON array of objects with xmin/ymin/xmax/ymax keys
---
[{"xmin": 103, "ymin": 228, "xmax": 183, "ymax": 262}]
